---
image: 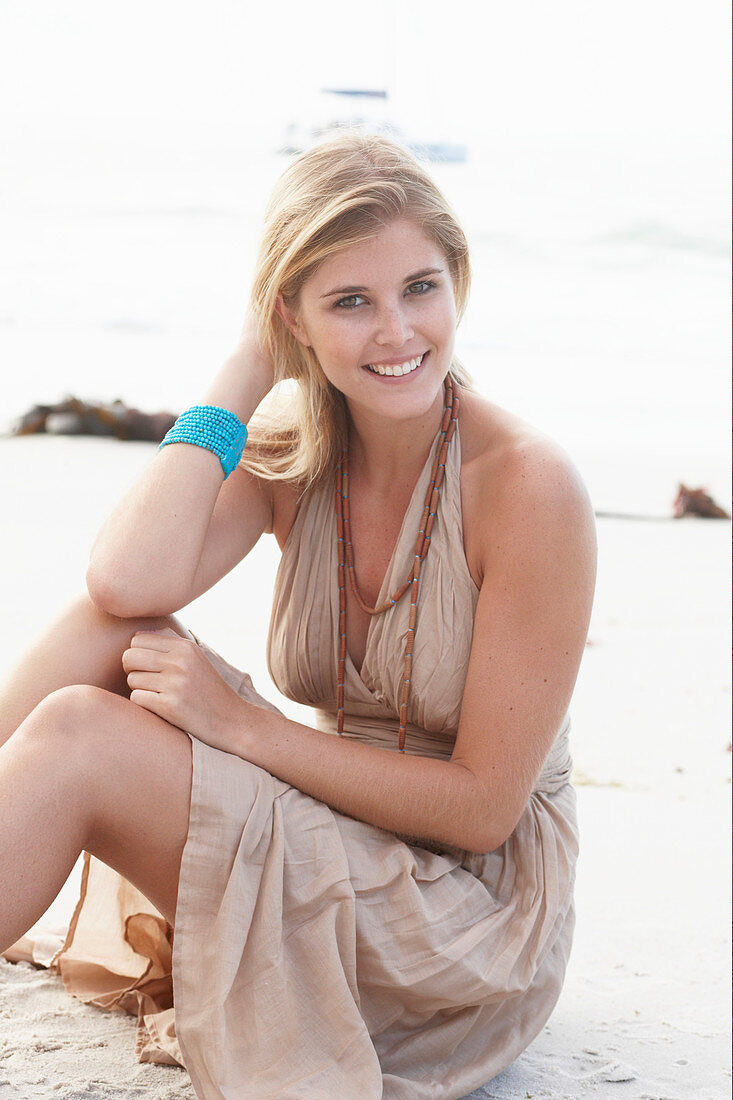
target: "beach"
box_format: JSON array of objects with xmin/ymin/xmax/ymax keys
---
[
  {"xmin": 0, "ymin": 434, "xmax": 730, "ymax": 1099},
  {"xmin": 1, "ymin": 1, "xmax": 730, "ymax": 1088}
]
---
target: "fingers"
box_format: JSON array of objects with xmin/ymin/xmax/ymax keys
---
[
  {"xmin": 123, "ymin": 634, "xmax": 199, "ymax": 718},
  {"xmin": 122, "ymin": 647, "xmax": 165, "ymax": 674},
  {"xmin": 129, "ymin": 688, "xmax": 181, "ymax": 728},
  {"xmin": 123, "ymin": 634, "xmax": 191, "ymax": 695},
  {"xmin": 129, "ymin": 687, "xmax": 159, "ymax": 709},
  {"xmin": 123, "ymin": 632, "xmax": 193, "ymax": 672},
  {"xmin": 129, "ymin": 681, "xmax": 191, "ymax": 732},
  {"xmin": 126, "ymin": 671, "xmax": 161, "ymax": 693},
  {"xmin": 129, "ymin": 629, "xmax": 179, "ymax": 651}
]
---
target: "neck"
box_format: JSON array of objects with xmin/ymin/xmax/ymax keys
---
[{"xmin": 345, "ymin": 385, "xmax": 448, "ymax": 495}]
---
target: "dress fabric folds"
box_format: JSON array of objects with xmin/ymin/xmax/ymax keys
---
[{"xmin": 45, "ymin": 425, "xmax": 579, "ymax": 1098}]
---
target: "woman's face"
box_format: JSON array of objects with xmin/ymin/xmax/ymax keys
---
[{"xmin": 282, "ymin": 218, "xmax": 457, "ymax": 424}]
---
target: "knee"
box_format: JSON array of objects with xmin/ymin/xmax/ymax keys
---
[
  {"xmin": 66, "ymin": 590, "xmax": 100, "ymax": 619},
  {"xmin": 16, "ymin": 684, "xmax": 116, "ymax": 759},
  {"xmin": 65, "ymin": 590, "xmax": 125, "ymax": 632},
  {"xmin": 68, "ymin": 590, "xmax": 149, "ymax": 635},
  {"xmin": 70, "ymin": 589, "xmax": 189, "ymax": 643}
]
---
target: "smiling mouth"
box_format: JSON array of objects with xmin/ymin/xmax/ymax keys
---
[{"xmin": 363, "ymin": 353, "xmax": 426, "ymax": 378}]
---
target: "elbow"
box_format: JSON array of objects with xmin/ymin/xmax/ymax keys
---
[
  {"xmin": 86, "ymin": 565, "xmax": 138, "ymax": 619},
  {"xmin": 85, "ymin": 563, "xmax": 180, "ymax": 620},
  {"xmin": 473, "ymin": 799, "xmax": 528, "ymax": 853},
  {"xmin": 484, "ymin": 807, "xmax": 524, "ymax": 852},
  {"xmin": 460, "ymin": 824, "xmax": 513, "ymax": 856},
  {"xmin": 449, "ymin": 774, "xmax": 524, "ymax": 854},
  {"xmin": 445, "ymin": 813, "xmax": 511, "ymax": 856}
]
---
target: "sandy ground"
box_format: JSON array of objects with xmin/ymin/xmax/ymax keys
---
[{"xmin": 0, "ymin": 435, "xmax": 730, "ymax": 1099}]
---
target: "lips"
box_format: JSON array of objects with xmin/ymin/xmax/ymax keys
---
[{"xmin": 364, "ymin": 353, "xmax": 426, "ymax": 378}]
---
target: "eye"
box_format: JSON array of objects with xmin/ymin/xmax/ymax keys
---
[
  {"xmin": 406, "ymin": 280, "xmax": 436, "ymax": 296},
  {"xmin": 334, "ymin": 294, "xmax": 366, "ymax": 310}
]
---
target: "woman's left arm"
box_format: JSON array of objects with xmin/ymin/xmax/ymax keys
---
[
  {"xmin": 448, "ymin": 439, "xmax": 597, "ymax": 846},
  {"xmin": 124, "ymin": 443, "xmax": 595, "ymax": 854}
]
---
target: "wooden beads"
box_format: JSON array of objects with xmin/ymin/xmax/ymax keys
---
[{"xmin": 334, "ymin": 377, "xmax": 460, "ymax": 750}]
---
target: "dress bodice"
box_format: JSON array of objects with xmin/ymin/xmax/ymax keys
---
[{"xmin": 267, "ymin": 424, "xmax": 572, "ymax": 791}]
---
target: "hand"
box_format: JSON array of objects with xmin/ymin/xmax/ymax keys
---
[
  {"xmin": 235, "ymin": 309, "xmax": 277, "ymax": 382},
  {"xmin": 123, "ymin": 629, "xmax": 246, "ymax": 752},
  {"xmin": 203, "ymin": 309, "xmax": 276, "ymax": 418}
]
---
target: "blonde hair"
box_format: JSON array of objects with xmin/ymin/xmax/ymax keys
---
[{"xmin": 243, "ymin": 130, "xmax": 472, "ymax": 487}]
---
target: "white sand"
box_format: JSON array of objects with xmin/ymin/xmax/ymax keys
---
[{"xmin": 0, "ymin": 436, "xmax": 730, "ymax": 1099}]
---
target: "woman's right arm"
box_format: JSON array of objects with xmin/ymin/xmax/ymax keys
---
[{"xmin": 86, "ymin": 326, "xmax": 275, "ymax": 619}]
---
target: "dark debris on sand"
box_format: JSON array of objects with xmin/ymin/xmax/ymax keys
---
[
  {"xmin": 6, "ymin": 400, "xmax": 732, "ymax": 521},
  {"xmin": 8, "ymin": 396, "xmax": 178, "ymax": 443},
  {"xmin": 673, "ymin": 483, "xmax": 730, "ymax": 519}
]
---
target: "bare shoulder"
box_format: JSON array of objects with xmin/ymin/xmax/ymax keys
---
[{"xmin": 458, "ymin": 388, "xmax": 596, "ymax": 586}]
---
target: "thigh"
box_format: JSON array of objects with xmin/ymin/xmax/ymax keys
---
[
  {"xmin": 68, "ymin": 686, "xmax": 194, "ymax": 926},
  {"xmin": 0, "ymin": 592, "xmax": 190, "ymax": 746}
]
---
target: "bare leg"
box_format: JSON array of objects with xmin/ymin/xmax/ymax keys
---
[
  {"xmin": 1, "ymin": 684, "xmax": 192, "ymax": 953},
  {"xmin": 0, "ymin": 592, "xmax": 189, "ymax": 747}
]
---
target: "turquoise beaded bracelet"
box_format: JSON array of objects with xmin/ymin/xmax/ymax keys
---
[{"xmin": 158, "ymin": 405, "xmax": 248, "ymax": 478}]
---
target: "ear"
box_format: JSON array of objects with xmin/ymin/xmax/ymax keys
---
[{"xmin": 275, "ymin": 294, "xmax": 311, "ymax": 347}]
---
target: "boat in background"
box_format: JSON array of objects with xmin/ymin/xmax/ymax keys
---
[{"xmin": 280, "ymin": 88, "xmax": 468, "ymax": 163}]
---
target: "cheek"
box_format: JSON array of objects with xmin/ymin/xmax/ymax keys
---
[
  {"xmin": 417, "ymin": 298, "xmax": 457, "ymax": 340},
  {"xmin": 311, "ymin": 317, "xmax": 367, "ymax": 360},
  {"xmin": 415, "ymin": 286, "xmax": 457, "ymax": 324}
]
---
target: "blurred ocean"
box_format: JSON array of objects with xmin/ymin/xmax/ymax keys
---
[{"xmin": 1, "ymin": 115, "xmax": 730, "ymax": 515}]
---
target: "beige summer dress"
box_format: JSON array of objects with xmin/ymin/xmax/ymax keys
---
[{"xmin": 42, "ymin": 424, "xmax": 579, "ymax": 1099}]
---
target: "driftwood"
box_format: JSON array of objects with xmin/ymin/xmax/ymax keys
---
[
  {"xmin": 7, "ymin": 400, "xmax": 731, "ymax": 521},
  {"xmin": 673, "ymin": 483, "xmax": 730, "ymax": 520},
  {"xmin": 8, "ymin": 397, "xmax": 177, "ymax": 443},
  {"xmin": 597, "ymin": 485, "xmax": 730, "ymax": 521}
]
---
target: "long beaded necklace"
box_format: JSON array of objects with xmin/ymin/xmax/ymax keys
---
[{"xmin": 334, "ymin": 376, "xmax": 460, "ymax": 751}]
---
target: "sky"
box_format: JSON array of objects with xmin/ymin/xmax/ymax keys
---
[{"xmin": 0, "ymin": 0, "xmax": 729, "ymax": 150}]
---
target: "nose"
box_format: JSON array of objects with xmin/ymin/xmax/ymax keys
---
[{"xmin": 374, "ymin": 303, "xmax": 414, "ymax": 348}]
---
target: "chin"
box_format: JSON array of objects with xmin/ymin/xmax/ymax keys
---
[{"xmin": 361, "ymin": 385, "xmax": 448, "ymax": 429}]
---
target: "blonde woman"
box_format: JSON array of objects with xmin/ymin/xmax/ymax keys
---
[{"xmin": 0, "ymin": 133, "xmax": 596, "ymax": 1098}]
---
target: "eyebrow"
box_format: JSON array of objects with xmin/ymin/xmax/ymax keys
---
[{"xmin": 319, "ymin": 267, "xmax": 445, "ymax": 298}]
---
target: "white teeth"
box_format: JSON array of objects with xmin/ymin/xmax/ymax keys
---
[{"xmin": 366, "ymin": 354, "xmax": 424, "ymax": 377}]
